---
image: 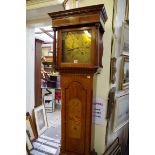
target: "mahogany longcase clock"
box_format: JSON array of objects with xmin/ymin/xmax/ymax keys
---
[{"xmin": 49, "ymin": 4, "xmax": 107, "ymax": 155}]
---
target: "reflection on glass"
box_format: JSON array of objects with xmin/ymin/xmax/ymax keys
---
[
  {"xmin": 124, "ymin": 62, "xmax": 129, "ymax": 83},
  {"xmin": 62, "ymin": 30, "xmax": 92, "ymax": 63},
  {"xmin": 37, "ymin": 109, "xmax": 45, "ymax": 130}
]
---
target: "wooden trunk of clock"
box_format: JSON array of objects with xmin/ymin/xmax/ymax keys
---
[
  {"xmin": 35, "ymin": 39, "xmax": 43, "ymax": 107},
  {"xmin": 60, "ymin": 73, "xmax": 94, "ymax": 155},
  {"xmin": 49, "ymin": 4, "xmax": 107, "ymax": 155}
]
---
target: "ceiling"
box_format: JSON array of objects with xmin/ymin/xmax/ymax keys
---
[
  {"xmin": 26, "ymin": 0, "xmax": 64, "ymax": 10},
  {"xmin": 26, "ymin": 4, "xmax": 64, "ymax": 21},
  {"xmin": 26, "ymin": 0, "xmax": 64, "ymax": 43},
  {"xmin": 35, "ymin": 26, "xmax": 53, "ymax": 43}
]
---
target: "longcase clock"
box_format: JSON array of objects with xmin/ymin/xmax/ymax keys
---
[{"xmin": 49, "ymin": 4, "xmax": 108, "ymax": 155}]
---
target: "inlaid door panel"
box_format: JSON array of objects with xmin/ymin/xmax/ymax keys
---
[{"xmin": 65, "ymin": 81, "xmax": 87, "ymax": 154}]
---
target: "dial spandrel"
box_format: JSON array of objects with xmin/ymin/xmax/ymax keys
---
[{"xmin": 62, "ymin": 30, "xmax": 92, "ymax": 63}]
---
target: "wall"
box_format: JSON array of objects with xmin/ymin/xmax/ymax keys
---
[
  {"xmin": 26, "ymin": 25, "xmax": 35, "ymax": 114},
  {"xmin": 26, "ymin": 4, "xmax": 64, "ymax": 115},
  {"xmin": 26, "ymin": 22, "xmax": 51, "ymax": 115}
]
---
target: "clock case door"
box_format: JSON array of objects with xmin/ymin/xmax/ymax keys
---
[
  {"xmin": 57, "ymin": 26, "xmax": 101, "ymax": 70},
  {"xmin": 60, "ymin": 74, "xmax": 94, "ymax": 155}
]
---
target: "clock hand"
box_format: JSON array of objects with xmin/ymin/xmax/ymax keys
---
[
  {"xmin": 64, "ymin": 47, "xmax": 80, "ymax": 54},
  {"xmin": 65, "ymin": 46, "xmax": 90, "ymax": 53}
]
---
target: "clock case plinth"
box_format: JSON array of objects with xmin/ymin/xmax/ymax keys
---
[{"xmin": 49, "ymin": 4, "xmax": 107, "ymax": 155}]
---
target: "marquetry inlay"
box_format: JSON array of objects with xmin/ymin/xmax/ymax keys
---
[{"xmin": 68, "ymin": 98, "xmax": 81, "ymax": 139}]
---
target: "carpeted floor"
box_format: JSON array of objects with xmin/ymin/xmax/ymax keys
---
[
  {"xmin": 45, "ymin": 109, "xmax": 61, "ymax": 140},
  {"xmin": 30, "ymin": 134, "xmax": 61, "ymax": 155},
  {"xmin": 30, "ymin": 109, "xmax": 61, "ymax": 155}
]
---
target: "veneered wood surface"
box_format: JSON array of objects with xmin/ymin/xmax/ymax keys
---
[
  {"xmin": 35, "ymin": 39, "xmax": 43, "ymax": 107},
  {"xmin": 60, "ymin": 73, "xmax": 94, "ymax": 155}
]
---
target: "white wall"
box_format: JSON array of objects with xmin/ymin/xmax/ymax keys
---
[
  {"xmin": 26, "ymin": 22, "xmax": 51, "ymax": 114},
  {"xmin": 26, "ymin": 25, "xmax": 35, "ymax": 114},
  {"xmin": 26, "ymin": 4, "xmax": 64, "ymax": 114}
]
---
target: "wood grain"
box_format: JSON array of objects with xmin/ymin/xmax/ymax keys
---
[{"xmin": 35, "ymin": 39, "xmax": 43, "ymax": 107}]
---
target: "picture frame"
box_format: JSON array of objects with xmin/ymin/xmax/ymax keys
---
[
  {"xmin": 26, "ymin": 131, "xmax": 33, "ymax": 151},
  {"xmin": 26, "ymin": 145, "xmax": 30, "ymax": 155},
  {"xmin": 113, "ymin": 94, "xmax": 129, "ymax": 132},
  {"xmin": 103, "ymin": 137, "xmax": 119, "ymax": 155},
  {"xmin": 34, "ymin": 105, "xmax": 48, "ymax": 136},
  {"xmin": 120, "ymin": 22, "xmax": 129, "ymax": 55},
  {"xmin": 111, "ymin": 34, "xmax": 116, "ymax": 57},
  {"xmin": 107, "ymin": 87, "xmax": 116, "ymax": 119},
  {"xmin": 119, "ymin": 55, "xmax": 129, "ymax": 90},
  {"xmin": 125, "ymin": 0, "xmax": 129, "ymax": 21},
  {"xmin": 110, "ymin": 57, "xmax": 117, "ymax": 84},
  {"xmin": 112, "ymin": 145, "xmax": 122, "ymax": 155},
  {"xmin": 26, "ymin": 114, "xmax": 37, "ymax": 140},
  {"xmin": 112, "ymin": 0, "xmax": 118, "ymax": 33}
]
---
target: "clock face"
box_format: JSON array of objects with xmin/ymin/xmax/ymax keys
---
[{"xmin": 62, "ymin": 29, "xmax": 92, "ymax": 63}]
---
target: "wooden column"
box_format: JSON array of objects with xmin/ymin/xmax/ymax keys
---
[
  {"xmin": 35, "ymin": 39, "xmax": 43, "ymax": 107},
  {"xmin": 53, "ymin": 28, "xmax": 57, "ymax": 67}
]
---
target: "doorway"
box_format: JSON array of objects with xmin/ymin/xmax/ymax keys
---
[
  {"xmin": 28, "ymin": 25, "xmax": 62, "ymax": 155},
  {"xmin": 35, "ymin": 25, "xmax": 61, "ymax": 140}
]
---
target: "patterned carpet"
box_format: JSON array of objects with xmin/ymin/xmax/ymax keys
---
[
  {"xmin": 30, "ymin": 110, "xmax": 61, "ymax": 155},
  {"xmin": 30, "ymin": 134, "xmax": 60, "ymax": 155}
]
